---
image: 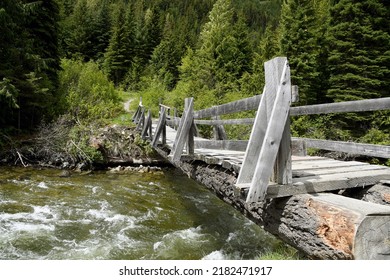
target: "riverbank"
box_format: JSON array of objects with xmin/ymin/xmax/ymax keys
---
[{"xmin": 0, "ymin": 122, "xmax": 169, "ymax": 171}]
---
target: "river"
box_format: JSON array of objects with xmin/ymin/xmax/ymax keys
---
[{"xmin": 0, "ymin": 166, "xmax": 282, "ymax": 260}]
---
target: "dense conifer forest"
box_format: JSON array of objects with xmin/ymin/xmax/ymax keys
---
[{"xmin": 1, "ymin": 0, "xmax": 389, "ymax": 151}]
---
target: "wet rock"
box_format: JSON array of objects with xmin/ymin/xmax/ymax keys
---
[{"xmin": 59, "ymin": 170, "xmax": 71, "ymax": 177}]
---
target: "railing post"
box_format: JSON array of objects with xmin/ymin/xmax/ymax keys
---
[
  {"xmin": 136, "ymin": 107, "xmax": 145, "ymax": 131},
  {"xmin": 152, "ymin": 107, "xmax": 166, "ymax": 147},
  {"xmin": 185, "ymin": 98, "xmax": 194, "ymax": 155},
  {"xmin": 142, "ymin": 109, "xmax": 152, "ymax": 140},
  {"xmin": 236, "ymin": 57, "xmax": 292, "ymax": 203},
  {"xmin": 171, "ymin": 97, "xmax": 194, "ymax": 162},
  {"xmin": 212, "ymin": 114, "xmax": 227, "ymax": 140}
]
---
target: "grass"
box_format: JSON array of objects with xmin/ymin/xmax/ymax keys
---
[{"xmin": 257, "ymin": 241, "xmax": 303, "ymax": 260}]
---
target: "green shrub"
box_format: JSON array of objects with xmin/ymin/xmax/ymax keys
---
[{"xmin": 58, "ymin": 59, "xmax": 121, "ymax": 123}]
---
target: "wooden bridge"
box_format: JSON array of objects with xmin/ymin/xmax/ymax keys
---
[{"xmin": 132, "ymin": 57, "xmax": 390, "ymax": 259}]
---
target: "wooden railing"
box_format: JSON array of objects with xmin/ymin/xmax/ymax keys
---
[{"xmin": 132, "ymin": 57, "xmax": 390, "ymax": 203}]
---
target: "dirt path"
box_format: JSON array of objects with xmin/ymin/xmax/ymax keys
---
[{"xmin": 124, "ymin": 98, "xmax": 133, "ymax": 112}]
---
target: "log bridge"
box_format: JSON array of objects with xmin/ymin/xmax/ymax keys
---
[{"xmin": 132, "ymin": 57, "xmax": 390, "ymax": 259}]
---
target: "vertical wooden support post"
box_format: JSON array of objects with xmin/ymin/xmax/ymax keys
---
[
  {"xmin": 136, "ymin": 107, "xmax": 145, "ymax": 131},
  {"xmin": 264, "ymin": 57, "xmax": 292, "ymax": 185},
  {"xmin": 142, "ymin": 109, "xmax": 152, "ymax": 140},
  {"xmin": 212, "ymin": 114, "xmax": 227, "ymax": 140},
  {"xmin": 162, "ymin": 109, "xmax": 167, "ymax": 145},
  {"xmin": 171, "ymin": 98, "xmax": 194, "ymax": 162},
  {"xmin": 132, "ymin": 106, "xmax": 140, "ymax": 122},
  {"xmin": 245, "ymin": 58, "xmax": 292, "ymax": 203}
]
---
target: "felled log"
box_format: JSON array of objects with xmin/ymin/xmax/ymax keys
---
[{"xmin": 172, "ymin": 159, "xmax": 390, "ymax": 260}]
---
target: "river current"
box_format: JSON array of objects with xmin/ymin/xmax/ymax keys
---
[{"xmin": 0, "ymin": 166, "xmax": 280, "ymax": 260}]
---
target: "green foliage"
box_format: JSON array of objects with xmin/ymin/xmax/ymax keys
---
[
  {"xmin": 58, "ymin": 59, "xmax": 121, "ymax": 122},
  {"xmin": 68, "ymin": 124, "xmax": 104, "ymax": 163},
  {"xmin": 257, "ymin": 240, "xmax": 301, "ymax": 260},
  {"xmin": 279, "ymin": 0, "xmax": 330, "ymax": 105},
  {"xmin": 0, "ymin": 0, "xmax": 61, "ymax": 130},
  {"xmin": 326, "ymin": 0, "xmax": 390, "ymax": 137}
]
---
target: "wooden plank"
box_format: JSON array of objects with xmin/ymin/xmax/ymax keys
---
[
  {"xmin": 141, "ymin": 109, "xmax": 152, "ymax": 140},
  {"xmin": 212, "ymin": 114, "xmax": 227, "ymax": 140},
  {"xmin": 151, "ymin": 107, "xmax": 166, "ymax": 147},
  {"xmin": 263, "ymin": 57, "xmax": 292, "ymax": 185},
  {"xmin": 293, "ymin": 164, "xmax": 388, "ymax": 178},
  {"xmin": 136, "ymin": 107, "xmax": 145, "ymax": 131},
  {"xmin": 195, "ymin": 118, "xmax": 255, "ymax": 125},
  {"xmin": 290, "ymin": 97, "xmax": 390, "ymax": 116},
  {"xmin": 237, "ymin": 168, "xmax": 390, "ymax": 198},
  {"xmin": 236, "ymin": 86, "xmax": 268, "ymax": 185},
  {"xmin": 293, "ymin": 159, "xmax": 368, "ymax": 170},
  {"xmin": 171, "ymin": 98, "xmax": 194, "ymax": 162},
  {"xmin": 132, "ymin": 105, "xmax": 140, "ymax": 122},
  {"xmin": 246, "ymin": 59, "xmax": 292, "ymax": 203},
  {"xmin": 185, "ymin": 98, "xmax": 194, "ymax": 155},
  {"xmin": 295, "ymin": 137, "xmax": 390, "ymax": 159},
  {"xmin": 194, "ymin": 140, "xmax": 248, "ymax": 151},
  {"xmin": 193, "ymin": 95, "xmax": 262, "ymax": 119}
]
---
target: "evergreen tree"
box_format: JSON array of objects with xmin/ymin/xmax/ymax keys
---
[
  {"xmin": 326, "ymin": 0, "xmax": 390, "ymax": 137},
  {"xmin": 150, "ymin": 13, "xmax": 184, "ymax": 90},
  {"xmin": 104, "ymin": 3, "xmax": 136, "ymax": 85},
  {"xmin": 0, "ymin": 0, "xmax": 24, "ymax": 127},
  {"xmin": 327, "ymin": 0, "xmax": 390, "ymax": 102},
  {"xmin": 279, "ymin": 0, "xmax": 328, "ymax": 105}
]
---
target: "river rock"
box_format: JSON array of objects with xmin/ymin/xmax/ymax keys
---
[{"xmin": 59, "ymin": 170, "xmax": 71, "ymax": 177}]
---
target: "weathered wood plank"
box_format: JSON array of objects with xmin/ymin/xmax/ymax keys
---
[
  {"xmin": 290, "ymin": 97, "xmax": 390, "ymax": 116},
  {"xmin": 292, "ymin": 159, "xmax": 368, "ymax": 170},
  {"xmin": 237, "ymin": 169, "xmax": 390, "ymax": 198},
  {"xmin": 236, "ymin": 86, "xmax": 268, "ymax": 185},
  {"xmin": 194, "ymin": 140, "xmax": 248, "ymax": 151},
  {"xmin": 293, "ymin": 164, "xmax": 388, "ymax": 178},
  {"xmin": 136, "ymin": 107, "xmax": 145, "ymax": 131},
  {"xmin": 141, "ymin": 109, "xmax": 152, "ymax": 140},
  {"xmin": 295, "ymin": 137, "xmax": 390, "ymax": 159},
  {"xmin": 185, "ymin": 98, "xmax": 195, "ymax": 155},
  {"xmin": 151, "ymin": 107, "xmax": 166, "ymax": 147},
  {"xmin": 194, "ymin": 118, "xmax": 255, "ymax": 125},
  {"xmin": 193, "ymin": 95, "xmax": 262, "ymax": 119},
  {"xmin": 171, "ymin": 98, "xmax": 194, "ymax": 162},
  {"xmin": 246, "ymin": 58, "xmax": 292, "ymax": 203}
]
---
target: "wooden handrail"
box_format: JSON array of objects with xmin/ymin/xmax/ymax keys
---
[
  {"xmin": 294, "ymin": 137, "xmax": 390, "ymax": 159},
  {"xmin": 290, "ymin": 97, "xmax": 390, "ymax": 116},
  {"xmin": 193, "ymin": 94, "xmax": 262, "ymax": 119}
]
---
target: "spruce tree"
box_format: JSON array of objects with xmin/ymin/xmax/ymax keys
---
[
  {"xmin": 279, "ymin": 0, "xmax": 328, "ymax": 105},
  {"xmin": 327, "ymin": 0, "xmax": 390, "ymax": 137},
  {"xmin": 327, "ymin": 0, "xmax": 389, "ymax": 102},
  {"xmin": 104, "ymin": 3, "xmax": 136, "ymax": 85}
]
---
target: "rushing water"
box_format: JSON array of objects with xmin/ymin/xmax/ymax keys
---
[{"xmin": 0, "ymin": 166, "xmax": 281, "ymax": 260}]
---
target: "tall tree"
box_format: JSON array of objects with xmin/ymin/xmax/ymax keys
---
[
  {"xmin": 326, "ymin": 0, "xmax": 390, "ymax": 136},
  {"xmin": 1, "ymin": 0, "xmax": 61, "ymax": 129},
  {"xmin": 279, "ymin": 0, "xmax": 329, "ymax": 105},
  {"xmin": 104, "ymin": 2, "xmax": 136, "ymax": 85},
  {"xmin": 178, "ymin": 0, "xmax": 253, "ymax": 105}
]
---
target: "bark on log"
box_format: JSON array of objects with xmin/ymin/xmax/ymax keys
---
[
  {"xmin": 169, "ymin": 158, "xmax": 390, "ymax": 260},
  {"xmin": 341, "ymin": 182, "xmax": 390, "ymax": 206}
]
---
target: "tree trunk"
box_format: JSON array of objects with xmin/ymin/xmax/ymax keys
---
[{"xmin": 172, "ymin": 159, "xmax": 390, "ymax": 260}]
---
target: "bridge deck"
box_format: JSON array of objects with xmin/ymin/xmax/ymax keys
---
[{"xmin": 157, "ymin": 124, "xmax": 390, "ymax": 198}]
